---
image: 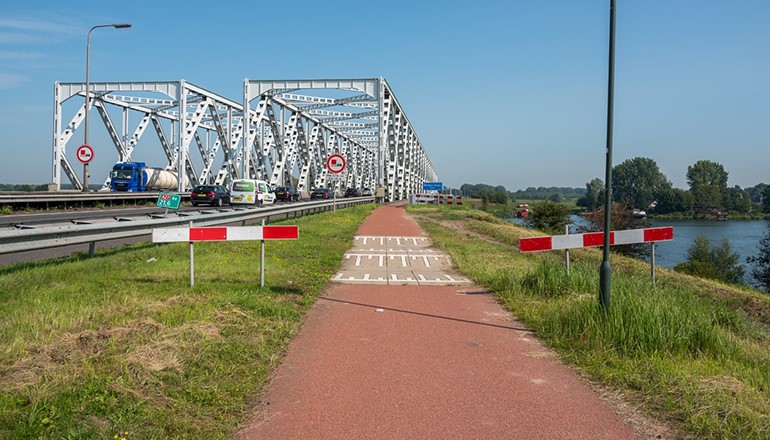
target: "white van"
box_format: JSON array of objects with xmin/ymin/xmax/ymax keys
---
[{"xmin": 230, "ymin": 179, "xmax": 275, "ymax": 205}]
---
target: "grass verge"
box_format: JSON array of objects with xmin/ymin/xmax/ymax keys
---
[
  {"xmin": 409, "ymin": 204, "xmax": 770, "ymax": 439},
  {"xmin": 0, "ymin": 203, "xmax": 376, "ymax": 439}
]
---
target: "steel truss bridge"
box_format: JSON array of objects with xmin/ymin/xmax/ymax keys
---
[{"xmin": 52, "ymin": 78, "xmax": 437, "ymax": 202}]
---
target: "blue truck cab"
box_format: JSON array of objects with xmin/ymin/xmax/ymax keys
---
[{"xmin": 110, "ymin": 162, "xmax": 148, "ymax": 192}]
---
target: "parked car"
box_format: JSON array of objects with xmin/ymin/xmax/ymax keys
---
[
  {"xmin": 361, "ymin": 187, "xmax": 373, "ymax": 196},
  {"xmin": 310, "ymin": 188, "xmax": 332, "ymax": 200},
  {"xmin": 274, "ymin": 186, "xmax": 299, "ymax": 202},
  {"xmin": 344, "ymin": 187, "xmax": 361, "ymax": 197},
  {"xmin": 190, "ymin": 185, "xmax": 230, "ymax": 207}
]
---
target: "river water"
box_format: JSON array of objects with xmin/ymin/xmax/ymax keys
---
[{"xmin": 509, "ymin": 216, "xmax": 770, "ymax": 286}]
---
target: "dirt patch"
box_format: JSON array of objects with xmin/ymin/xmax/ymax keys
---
[
  {"xmin": 413, "ymin": 214, "xmax": 509, "ymax": 247},
  {"xmin": 0, "ymin": 318, "xmax": 167, "ymax": 391},
  {"xmin": 593, "ymin": 383, "xmax": 685, "ymax": 440},
  {"xmin": 127, "ymin": 341, "xmax": 181, "ymax": 372}
]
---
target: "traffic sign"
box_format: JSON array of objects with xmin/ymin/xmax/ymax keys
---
[
  {"xmin": 422, "ymin": 182, "xmax": 443, "ymax": 191},
  {"xmin": 156, "ymin": 192, "xmax": 182, "ymax": 210},
  {"xmin": 326, "ymin": 154, "xmax": 346, "ymax": 174},
  {"xmin": 76, "ymin": 145, "xmax": 94, "ymax": 164}
]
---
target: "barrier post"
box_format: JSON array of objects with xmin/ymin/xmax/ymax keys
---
[
  {"xmin": 651, "ymin": 242, "xmax": 656, "ymax": 287},
  {"xmin": 564, "ymin": 225, "xmax": 570, "ymax": 277},
  {"xmin": 260, "ymin": 219, "xmax": 266, "ymax": 287},
  {"xmin": 189, "ymin": 221, "xmax": 194, "ymax": 288}
]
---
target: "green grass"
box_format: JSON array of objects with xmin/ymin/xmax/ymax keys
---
[
  {"xmin": 0, "ymin": 203, "xmax": 376, "ymax": 439},
  {"xmin": 410, "ymin": 205, "xmax": 770, "ymax": 439},
  {"xmin": 4, "ymin": 202, "xmax": 769, "ymax": 438}
]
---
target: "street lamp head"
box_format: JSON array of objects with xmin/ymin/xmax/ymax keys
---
[{"xmin": 113, "ymin": 24, "xmax": 132, "ymax": 28}]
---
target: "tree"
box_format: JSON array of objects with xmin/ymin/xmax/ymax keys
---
[
  {"xmin": 763, "ymin": 185, "xmax": 770, "ymax": 213},
  {"xmin": 493, "ymin": 191, "xmax": 510, "ymax": 205},
  {"xmin": 576, "ymin": 178, "xmax": 603, "ymax": 211},
  {"xmin": 523, "ymin": 201, "xmax": 570, "ymax": 235},
  {"xmin": 687, "ymin": 160, "xmax": 729, "ymax": 209},
  {"xmin": 674, "ymin": 235, "xmax": 744, "ymax": 284},
  {"xmin": 744, "ymin": 183, "xmax": 768, "ymax": 204},
  {"xmin": 723, "ymin": 186, "xmax": 752, "ymax": 213},
  {"xmin": 654, "ymin": 187, "xmax": 694, "ymax": 214},
  {"xmin": 612, "ymin": 157, "xmax": 671, "ymax": 209},
  {"xmin": 746, "ymin": 226, "xmax": 770, "ymax": 292}
]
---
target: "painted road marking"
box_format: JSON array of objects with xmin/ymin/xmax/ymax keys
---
[{"xmin": 334, "ymin": 236, "xmax": 471, "ymax": 285}]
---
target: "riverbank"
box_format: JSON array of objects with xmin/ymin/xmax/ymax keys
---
[
  {"xmin": 410, "ymin": 204, "xmax": 770, "ymax": 439},
  {"xmin": 652, "ymin": 212, "xmax": 770, "ymax": 221}
]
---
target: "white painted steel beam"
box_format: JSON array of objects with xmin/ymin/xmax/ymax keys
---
[{"xmin": 52, "ymin": 79, "xmax": 437, "ymax": 200}]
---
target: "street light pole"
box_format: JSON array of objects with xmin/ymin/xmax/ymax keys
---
[
  {"xmin": 83, "ymin": 23, "xmax": 132, "ymax": 192},
  {"xmin": 599, "ymin": 0, "xmax": 616, "ymax": 310}
]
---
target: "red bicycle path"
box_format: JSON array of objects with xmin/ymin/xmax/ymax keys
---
[{"xmin": 238, "ymin": 203, "xmax": 638, "ymax": 439}]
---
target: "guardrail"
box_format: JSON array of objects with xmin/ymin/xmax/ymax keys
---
[
  {"xmin": 0, "ymin": 191, "xmax": 182, "ymax": 210},
  {"xmin": 0, "ymin": 197, "xmax": 373, "ymax": 256}
]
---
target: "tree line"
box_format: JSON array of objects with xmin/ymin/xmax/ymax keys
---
[
  {"xmin": 0, "ymin": 184, "xmax": 49, "ymax": 192},
  {"xmin": 576, "ymin": 158, "xmax": 769, "ymax": 215},
  {"xmin": 457, "ymin": 183, "xmax": 586, "ymax": 204}
]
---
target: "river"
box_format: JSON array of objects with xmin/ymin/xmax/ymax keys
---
[{"xmin": 509, "ymin": 216, "xmax": 770, "ymax": 286}]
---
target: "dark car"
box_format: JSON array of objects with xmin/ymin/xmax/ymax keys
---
[
  {"xmin": 274, "ymin": 186, "xmax": 299, "ymax": 202},
  {"xmin": 190, "ymin": 185, "xmax": 230, "ymax": 207},
  {"xmin": 310, "ymin": 188, "xmax": 332, "ymax": 200},
  {"xmin": 344, "ymin": 187, "xmax": 361, "ymax": 197}
]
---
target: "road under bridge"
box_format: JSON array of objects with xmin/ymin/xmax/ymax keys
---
[{"xmin": 52, "ymin": 78, "xmax": 437, "ymax": 202}]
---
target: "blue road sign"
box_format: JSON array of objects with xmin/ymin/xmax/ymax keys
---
[{"xmin": 422, "ymin": 182, "xmax": 443, "ymax": 191}]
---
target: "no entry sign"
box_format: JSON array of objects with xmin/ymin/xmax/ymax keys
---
[{"xmin": 326, "ymin": 154, "xmax": 346, "ymax": 174}]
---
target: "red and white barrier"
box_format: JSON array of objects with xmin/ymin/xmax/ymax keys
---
[
  {"xmin": 519, "ymin": 227, "xmax": 673, "ymax": 252},
  {"xmin": 153, "ymin": 225, "xmax": 298, "ymax": 243},
  {"xmin": 410, "ymin": 193, "xmax": 463, "ymax": 206}
]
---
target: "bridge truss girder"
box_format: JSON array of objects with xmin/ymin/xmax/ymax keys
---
[
  {"xmin": 53, "ymin": 80, "xmax": 245, "ymax": 192},
  {"xmin": 52, "ymin": 78, "xmax": 437, "ymax": 200},
  {"xmin": 245, "ymin": 78, "xmax": 437, "ymax": 201}
]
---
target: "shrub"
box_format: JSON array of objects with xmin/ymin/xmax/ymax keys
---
[
  {"xmin": 674, "ymin": 235, "xmax": 745, "ymax": 284},
  {"xmin": 523, "ymin": 200, "xmax": 569, "ymax": 234}
]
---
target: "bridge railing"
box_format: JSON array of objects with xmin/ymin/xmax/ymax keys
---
[{"xmin": 0, "ymin": 198, "xmax": 373, "ymax": 256}]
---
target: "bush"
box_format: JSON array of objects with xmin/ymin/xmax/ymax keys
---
[
  {"xmin": 523, "ymin": 200, "xmax": 569, "ymax": 234},
  {"xmin": 674, "ymin": 235, "xmax": 745, "ymax": 284},
  {"xmin": 746, "ymin": 225, "xmax": 770, "ymax": 292}
]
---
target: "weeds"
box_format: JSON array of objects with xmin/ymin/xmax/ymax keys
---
[
  {"xmin": 0, "ymin": 203, "xmax": 376, "ymax": 439},
  {"xmin": 412, "ymin": 206, "xmax": 770, "ymax": 439}
]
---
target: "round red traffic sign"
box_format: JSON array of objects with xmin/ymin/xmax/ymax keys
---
[
  {"xmin": 326, "ymin": 154, "xmax": 346, "ymax": 174},
  {"xmin": 76, "ymin": 145, "xmax": 94, "ymax": 164}
]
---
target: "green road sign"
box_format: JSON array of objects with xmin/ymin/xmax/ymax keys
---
[{"xmin": 157, "ymin": 192, "xmax": 181, "ymax": 210}]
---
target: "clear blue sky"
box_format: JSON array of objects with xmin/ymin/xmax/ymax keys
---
[{"xmin": 1, "ymin": 0, "xmax": 768, "ymax": 190}]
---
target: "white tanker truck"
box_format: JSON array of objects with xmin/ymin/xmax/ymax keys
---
[{"xmin": 109, "ymin": 162, "xmax": 187, "ymax": 192}]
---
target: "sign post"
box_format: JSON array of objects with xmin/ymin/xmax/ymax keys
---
[
  {"xmin": 326, "ymin": 154, "xmax": 346, "ymax": 212},
  {"xmin": 153, "ymin": 225, "xmax": 299, "ymax": 287},
  {"xmin": 76, "ymin": 145, "xmax": 94, "ymax": 192},
  {"xmin": 156, "ymin": 192, "xmax": 182, "ymax": 217}
]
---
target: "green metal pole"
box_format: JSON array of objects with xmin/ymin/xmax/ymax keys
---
[{"xmin": 600, "ymin": 0, "xmax": 617, "ymax": 311}]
